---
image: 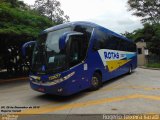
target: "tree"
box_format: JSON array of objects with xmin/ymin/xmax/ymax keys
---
[
  {"xmin": 127, "ymin": 0, "xmax": 160, "ymax": 57},
  {"xmin": 127, "ymin": 0, "xmax": 160, "ymax": 24},
  {"xmin": 0, "ymin": 1, "xmax": 54, "ymax": 77},
  {"xmin": 1, "ymin": 0, "xmax": 26, "ymax": 8},
  {"xmin": 123, "ymin": 23, "xmax": 160, "ymax": 56},
  {"xmin": 145, "ymin": 23, "xmax": 160, "ymax": 55},
  {"xmin": 34, "ymin": 0, "xmax": 69, "ymax": 24}
]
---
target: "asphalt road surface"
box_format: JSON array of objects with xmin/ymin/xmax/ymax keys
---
[{"xmin": 0, "ymin": 68, "xmax": 160, "ymax": 120}]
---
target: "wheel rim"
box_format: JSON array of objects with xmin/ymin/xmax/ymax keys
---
[
  {"xmin": 92, "ymin": 76, "xmax": 99, "ymax": 87},
  {"xmin": 129, "ymin": 67, "xmax": 132, "ymax": 73}
]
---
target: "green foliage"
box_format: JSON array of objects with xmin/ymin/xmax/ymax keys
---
[
  {"xmin": 127, "ymin": 0, "xmax": 160, "ymax": 24},
  {"xmin": 34, "ymin": 0, "xmax": 69, "ymax": 24},
  {"xmin": 0, "ymin": 0, "xmax": 26, "ymax": 8},
  {"xmin": 0, "ymin": 2, "xmax": 54, "ymax": 37},
  {"xmin": 127, "ymin": 0, "xmax": 160, "ymax": 55},
  {"xmin": 123, "ymin": 23, "xmax": 160, "ymax": 55},
  {"xmin": 146, "ymin": 63, "xmax": 160, "ymax": 68},
  {"xmin": 0, "ymin": 1, "xmax": 56, "ymax": 76}
]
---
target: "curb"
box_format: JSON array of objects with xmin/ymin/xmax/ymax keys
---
[
  {"xmin": 138, "ymin": 66, "xmax": 160, "ymax": 70},
  {"xmin": 0, "ymin": 77, "xmax": 28, "ymax": 84}
]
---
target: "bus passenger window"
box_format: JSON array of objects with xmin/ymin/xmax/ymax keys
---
[
  {"xmin": 106, "ymin": 35, "xmax": 119, "ymax": 50},
  {"xmin": 93, "ymin": 29, "xmax": 110, "ymax": 50}
]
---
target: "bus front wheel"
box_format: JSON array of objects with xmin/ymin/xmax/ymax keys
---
[{"xmin": 90, "ymin": 73, "xmax": 102, "ymax": 90}]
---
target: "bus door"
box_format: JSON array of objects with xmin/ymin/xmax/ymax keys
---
[{"xmin": 67, "ymin": 35, "xmax": 89, "ymax": 89}]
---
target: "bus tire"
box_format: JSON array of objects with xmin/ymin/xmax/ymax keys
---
[
  {"xmin": 90, "ymin": 72, "xmax": 102, "ymax": 91},
  {"xmin": 128, "ymin": 65, "xmax": 132, "ymax": 74}
]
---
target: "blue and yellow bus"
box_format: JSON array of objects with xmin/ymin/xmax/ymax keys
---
[{"xmin": 23, "ymin": 21, "xmax": 137, "ymax": 96}]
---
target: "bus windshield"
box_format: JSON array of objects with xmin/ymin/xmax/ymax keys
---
[
  {"xmin": 32, "ymin": 27, "xmax": 71, "ymax": 74},
  {"xmin": 32, "ymin": 25, "xmax": 93, "ymax": 74}
]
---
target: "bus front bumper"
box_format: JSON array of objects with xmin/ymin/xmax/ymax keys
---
[{"xmin": 30, "ymin": 80, "xmax": 70, "ymax": 96}]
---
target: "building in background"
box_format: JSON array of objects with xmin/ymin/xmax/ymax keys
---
[{"xmin": 136, "ymin": 41, "xmax": 148, "ymax": 66}]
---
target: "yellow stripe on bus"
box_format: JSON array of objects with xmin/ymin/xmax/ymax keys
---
[{"xmin": 106, "ymin": 60, "xmax": 130, "ymax": 72}]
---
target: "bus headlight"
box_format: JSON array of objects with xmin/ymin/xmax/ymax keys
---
[
  {"xmin": 49, "ymin": 72, "xmax": 75, "ymax": 84},
  {"xmin": 63, "ymin": 72, "xmax": 75, "ymax": 80},
  {"xmin": 31, "ymin": 72, "xmax": 75, "ymax": 86}
]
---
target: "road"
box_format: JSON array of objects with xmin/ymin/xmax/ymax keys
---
[{"xmin": 0, "ymin": 68, "xmax": 160, "ymax": 119}]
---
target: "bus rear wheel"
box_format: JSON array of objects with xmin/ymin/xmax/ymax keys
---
[
  {"xmin": 90, "ymin": 73, "xmax": 102, "ymax": 90},
  {"xmin": 128, "ymin": 65, "xmax": 132, "ymax": 74}
]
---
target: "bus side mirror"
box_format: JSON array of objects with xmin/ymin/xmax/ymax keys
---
[{"xmin": 22, "ymin": 41, "xmax": 36, "ymax": 57}]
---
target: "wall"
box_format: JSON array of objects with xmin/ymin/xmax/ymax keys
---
[{"xmin": 136, "ymin": 42, "xmax": 147, "ymax": 66}]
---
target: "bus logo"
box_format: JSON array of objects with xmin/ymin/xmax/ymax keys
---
[
  {"xmin": 104, "ymin": 51, "xmax": 119, "ymax": 59},
  {"xmin": 41, "ymin": 65, "xmax": 46, "ymax": 71}
]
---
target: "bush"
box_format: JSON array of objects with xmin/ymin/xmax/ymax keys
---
[{"xmin": 146, "ymin": 63, "xmax": 160, "ymax": 68}]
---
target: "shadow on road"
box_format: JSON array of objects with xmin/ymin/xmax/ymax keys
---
[{"xmin": 34, "ymin": 71, "xmax": 136, "ymax": 103}]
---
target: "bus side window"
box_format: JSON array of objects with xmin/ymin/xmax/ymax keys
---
[
  {"xmin": 93, "ymin": 29, "xmax": 105, "ymax": 50},
  {"xmin": 116, "ymin": 38, "xmax": 128, "ymax": 52},
  {"xmin": 93, "ymin": 29, "xmax": 110, "ymax": 50},
  {"xmin": 118, "ymin": 40, "xmax": 136, "ymax": 52},
  {"xmin": 106, "ymin": 35, "xmax": 119, "ymax": 50},
  {"xmin": 130, "ymin": 43, "xmax": 137, "ymax": 52},
  {"xmin": 117, "ymin": 38, "xmax": 123, "ymax": 51}
]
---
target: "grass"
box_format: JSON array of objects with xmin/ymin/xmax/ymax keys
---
[{"xmin": 146, "ymin": 63, "xmax": 160, "ymax": 68}]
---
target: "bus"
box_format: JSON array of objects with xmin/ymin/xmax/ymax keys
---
[{"xmin": 22, "ymin": 21, "xmax": 137, "ymax": 96}]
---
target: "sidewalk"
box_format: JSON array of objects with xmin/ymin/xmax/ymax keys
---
[{"xmin": 138, "ymin": 66, "xmax": 160, "ymax": 70}]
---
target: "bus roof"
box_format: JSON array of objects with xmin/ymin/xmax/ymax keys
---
[{"xmin": 42, "ymin": 21, "xmax": 133, "ymax": 43}]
